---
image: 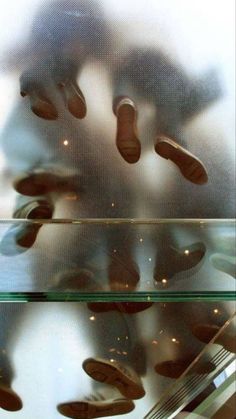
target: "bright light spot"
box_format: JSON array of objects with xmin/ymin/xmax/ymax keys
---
[
  {"xmin": 113, "ymin": 249, "xmax": 117, "ymax": 253},
  {"xmin": 184, "ymin": 250, "xmax": 190, "ymax": 255},
  {"xmin": 89, "ymin": 316, "xmax": 96, "ymax": 321},
  {"xmin": 125, "ymin": 336, "xmax": 129, "ymax": 340},
  {"xmin": 125, "ymin": 284, "xmax": 129, "ymax": 288},
  {"xmin": 123, "ymin": 351, "xmax": 128, "ymax": 355},
  {"xmin": 172, "ymin": 338, "xmax": 178, "ymax": 343},
  {"xmin": 111, "ymin": 202, "xmax": 115, "ymax": 207},
  {"xmin": 117, "ymin": 337, "xmax": 120, "ymax": 341},
  {"xmin": 152, "ymin": 340, "xmax": 158, "ymax": 345},
  {"xmin": 65, "ymin": 194, "xmax": 78, "ymax": 201},
  {"xmin": 147, "ymin": 296, "xmax": 151, "ymax": 301},
  {"xmin": 63, "ymin": 140, "xmax": 69, "ymax": 146},
  {"xmin": 110, "ymin": 359, "xmax": 115, "ymax": 363},
  {"xmin": 214, "ymin": 309, "xmax": 219, "ymax": 314},
  {"xmin": 139, "ymin": 238, "xmax": 143, "ymax": 243},
  {"xmin": 149, "ymin": 258, "xmax": 152, "ymax": 262},
  {"xmin": 162, "ymin": 279, "xmax": 168, "ymax": 284}
]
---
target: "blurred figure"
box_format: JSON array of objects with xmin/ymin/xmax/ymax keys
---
[
  {"xmin": 0, "ymin": 304, "xmax": 23, "ymax": 412},
  {"xmin": 58, "ymin": 355, "xmax": 145, "ymax": 418},
  {"xmin": 0, "ymin": 0, "xmax": 112, "ymax": 254},
  {"xmin": 112, "ymin": 49, "xmax": 221, "ymax": 183},
  {"xmin": 20, "ymin": 0, "xmax": 111, "ymax": 120},
  {"xmin": 17, "ymin": 0, "xmax": 221, "ymax": 186}
]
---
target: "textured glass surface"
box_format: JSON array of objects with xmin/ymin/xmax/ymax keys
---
[
  {"xmin": 0, "ymin": 302, "xmax": 235, "ymax": 418},
  {"xmin": 0, "ymin": 0, "xmax": 235, "ymax": 222},
  {"xmin": 0, "ymin": 1, "xmax": 235, "ymax": 417},
  {"xmin": 0, "ymin": 1, "xmax": 235, "ymax": 303}
]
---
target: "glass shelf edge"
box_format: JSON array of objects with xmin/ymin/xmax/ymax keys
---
[
  {"xmin": 0, "ymin": 291, "xmax": 235, "ymax": 302},
  {"xmin": 0, "ymin": 218, "xmax": 235, "ymax": 225}
]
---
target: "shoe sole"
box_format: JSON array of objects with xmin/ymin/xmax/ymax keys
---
[
  {"xmin": 67, "ymin": 84, "xmax": 87, "ymax": 119},
  {"xmin": 193, "ymin": 325, "xmax": 236, "ymax": 354},
  {"xmin": 58, "ymin": 399, "xmax": 134, "ymax": 419},
  {"xmin": 108, "ymin": 258, "xmax": 140, "ymax": 291},
  {"xmin": 59, "ymin": 82, "xmax": 87, "ymax": 119},
  {"xmin": 0, "ymin": 385, "xmax": 22, "ymax": 411},
  {"xmin": 155, "ymin": 137, "xmax": 208, "ymax": 184},
  {"xmin": 14, "ymin": 201, "xmax": 53, "ymax": 248},
  {"xmin": 29, "ymin": 93, "xmax": 58, "ymax": 120},
  {"xmin": 173, "ymin": 248, "xmax": 206, "ymax": 272},
  {"xmin": 154, "ymin": 359, "xmax": 215, "ymax": 378},
  {"xmin": 87, "ymin": 302, "xmax": 153, "ymax": 314},
  {"xmin": 13, "ymin": 173, "xmax": 79, "ymax": 196},
  {"xmin": 83, "ymin": 358, "xmax": 145, "ymax": 400},
  {"xmin": 0, "ymin": 202, "xmax": 53, "ymax": 255},
  {"xmin": 154, "ymin": 243, "xmax": 206, "ymax": 282},
  {"xmin": 14, "ymin": 200, "xmax": 54, "ymax": 219},
  {"xmin": 116, "ymin": 102, "xmax": 141, "ymax": 164},
  {"xmin": 15, "ymin": 223, "xmax": 42, "ymax": 248}
]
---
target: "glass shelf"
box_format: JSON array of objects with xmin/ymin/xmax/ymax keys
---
[
  {"xmin": 0, "ymin": 218, "xmax": 235, "ymax": 301},
  {"xmin": 0, "ymin": 302, "xmax": 235, "ymax": 419}
]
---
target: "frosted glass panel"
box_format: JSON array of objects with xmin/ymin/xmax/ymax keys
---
[{"xmin": 0, "ymin": 0, "xmax": 235, "ymax": 220}]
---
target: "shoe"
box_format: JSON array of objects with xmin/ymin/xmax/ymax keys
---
[
  {"xmin": 155, "ymin": 136, "xmax": 208, "ymax": 184},
  {"xmin": 210, "ymin": 254, "xmax": 236, "ymax": 278},
  {"xmin": 58, "ymin": 80, "xmax": 87, "ymax": 119},
  {"xmin": 87, "ymin": 302, "xmax": 153, "ymax": 314},
  {"xmin": 0, "ymin": 384, "xmax": 22, "ymax": 411},
  {"xmin": 52, "ymin": 269, "xmax": 101, "ymax": 291},
  {"xmin": 154, "ymin": 357, "xmax": 215, "ymax": 379},
  {"xmin": 109, "ymin": 258, "xmax": 140, "ymax": 291},
  {"xmin": 58, "ymin": 395, "xmax": 134, "ymax": 419},
  {"xmin": 113, "ymin": 97, "xmax": 141, "ymax": 164},
  {"xmin": 21, "ymin": 89, "xmax": 58, "ymax": 120},
  {"xmin": 192, "ymin": 324, "xmax": 236, "ymax": 354},
  {"xmin": 154, "ymin": 242, "xmax": 206, "ymax": 283},
  {"xmin": 83, "ymin": 358, "xmax": 145, "ymax": 400},
  {"xmin": 0, "ymin": 200, "xmax": 53, "ymax": 256},
  {"xmin": 13, "ymin": 167, "xmax": 81, "ymax": 196}
]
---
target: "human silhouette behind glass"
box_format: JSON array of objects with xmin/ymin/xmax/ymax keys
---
[
  {"xmin": 13, "ymin": 0, "xmax": 226, "ymax": 285},
  {"xmin": 15, "ymin": 0, "xmax": 222, "ymax": 186},
  {"xmin": 19, "ymin": 0, "xmax": 111, "ymax": 120},
  {"xmin": 112, "ymin": 48, "xmax": 221, "ymax": 183},
  {"xmin": 0, "ymin": 304, "xmax": 23, "ymax": 411}
]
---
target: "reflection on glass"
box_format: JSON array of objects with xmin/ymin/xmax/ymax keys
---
[{"xmin": 0, "ymin": 303, "xmax": 235, "ymax": 417}]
